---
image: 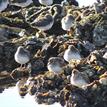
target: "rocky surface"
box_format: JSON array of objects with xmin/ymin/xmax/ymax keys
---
[{"xmin": 0, "ymin": 0, "xmax": 107, "ymax": 107}]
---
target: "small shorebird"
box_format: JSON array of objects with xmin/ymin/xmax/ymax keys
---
[
  {"xmin": 61, "ymin": 10, "xmax": 75, "ymax": 36},
  {"xmin": 70, "ymin": 69, "xmax": 89, "ymax": 88},
  {"xmin": 0, "ymin": 0, "xmax": 9, "ymax": 12},
  {"xmin": 38, "ymin": 0, "xmax": 53, "ymax": 6},
  {"xmin": 47, "ymin": 57, "xmax": 65, "ymax": 73},
  {"xmin": 63, "ymin": 45, "xmax": 81, "ymax": 63},
  {"xmin": 14, "ymin": 46, "xmax": 30, "ymax": 68},
  {"xmin": 31, "ymin": 13, "xmax": 54, "ymax": 31},
  {"xmin": 93, "ymin": 2, "xmax": 104, "ymax": 14},
  {"xmin": 10, "ymin": 0, "xmax": 33, "ymax": 7},
  {"xmin": 30, "ymin": 5, "xmax": 65, "ymax": 36},
  {"xmin": 30, "ymin": 9, "xmax": 55, "ymax": 36}
]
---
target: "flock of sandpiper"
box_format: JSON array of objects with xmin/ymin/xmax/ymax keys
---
[{"xmin": 1, "ymin": 0, "xmax": 107, "ymax": 90}]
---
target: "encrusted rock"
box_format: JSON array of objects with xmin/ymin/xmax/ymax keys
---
[{"xmin": 93, "ymin": 22, "xmax": 107, "ymax": 46}]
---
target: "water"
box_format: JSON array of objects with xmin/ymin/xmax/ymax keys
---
[
  {"xmin": 77, "ymin": 0, "xmax": 96, "ymax": 7},
  {"xmin": 0, "ymin": 86, "xmax": 61, "ymax": 107}
]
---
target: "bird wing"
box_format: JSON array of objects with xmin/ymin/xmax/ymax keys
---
[
  {"xmin": 11, "ymin": 0, "xmax": 28, "ymax": 3},
  {"xmin": 31, "ymin": 15, "xmax": 53, "ymax": 27},
  {"xmin": 80, "ymin": 72, "xmax": 90, "ymax": 83}
]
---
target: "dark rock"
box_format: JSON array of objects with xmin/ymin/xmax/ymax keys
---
[
  {"xmin": 31, "ymin": 57, "xmax": 45, "ymax": 74},
  {"xmin": 3, "ymin": 42, "xmax": 17, "ymax": 71},
  {"xmin": 36, "ymin": 91, "xmax": 58, "ymax": 105},
  {"xmin": 93, "ymin": 21, "xmax": 107, "ymax": 46},
  {"xmin": 59, "ymin": 86, "xmax": 90, "ymax": 107},
  {"xmin": 10, "ymin": 67, "xmax": 30, "ymax": 79}
]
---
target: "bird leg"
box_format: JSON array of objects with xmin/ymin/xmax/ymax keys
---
[
  {"xmin": 36, "ymin": 30, "xmax": 47, "ymax": 38},
  {"xmin": 67, "ymin": 27, "xmax": 74, "ymax": 36},
  {"xmin": 67, "ymin": 31, "xmax": 70, "ymax": 36},
  {"xmin": 19, "ymin": 64, "xmax": 23, "ymax": 70},
  {"xmin": 19, "ymin": 64, "xmax": 27, "ymax": 70},
  {"xmin": 23, "ymin": 64, "xmax": 27, "ymax": 69},
  {"xmin": 67, "ymin": 30, "xmax": 72, "ymax": 36}
]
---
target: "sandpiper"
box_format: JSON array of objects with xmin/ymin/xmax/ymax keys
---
[
  {"xmin": 63, "ymin": 45, "xmax": 81, "ymax": 63},
  {"xmin": 29, "ymin": 4, "xmax": 65, "ymax": 35},
  {"xmin": 31, "ymin": 13, "xmax": 54, "ymax": 31},
  {"xmin": 70, "ymin": 69, "xmax": 89, "ymax": 88},
  {"xmin": 38, "ymin": 0, "xmax": 53, "ymax": 6},
  {"xmin": 47, "ymin": 57, "xmax": 65, "ymax": 73},
  {"xmin": 93, "ymin": 2, "xmax": 104, "ymax": 14},
  {"xmin": 10, "ymin": 0, "xmax": 33, "ymax": 7},
  {"xmin": 30, "ymin": 9, "xmax": 55, "ymax": 37},
  {"xmin": 30, "ymin": 5, "xmax": 65, "ymax": 37},
  {"xmin": 61, "ymin": 11, "xmax": 75, "ymax": 36},
  {"xmin": 0, "ymin": 0, "xmax": 9, "ymax": 12},
  {"xmin": 14, "ymin": 46, "xmax": 30, "ymax": 68}
]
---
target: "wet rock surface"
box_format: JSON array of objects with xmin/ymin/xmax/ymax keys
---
[{"xmin": 0, "ymin": 0, "xmax": 107, "ymax": 107}]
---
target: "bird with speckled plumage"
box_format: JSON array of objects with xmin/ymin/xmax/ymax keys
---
[
  {"xmin": 47, "ymin": 57, "xmax": 65, "ymax": 73},
  {"xmin": 70, "ymin": 69, "xmax": 89, "ymax": 88},
  {"xmin": 0, "ymin": 0, "xmax": 9, "ymax": 12},
  {"xmin": 14, "ymin": 46, "xmax": 30, "ymax": 68},
  {"xmin": 63, "ymin": 45, "xmax": 81, "ymax": 63}
]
